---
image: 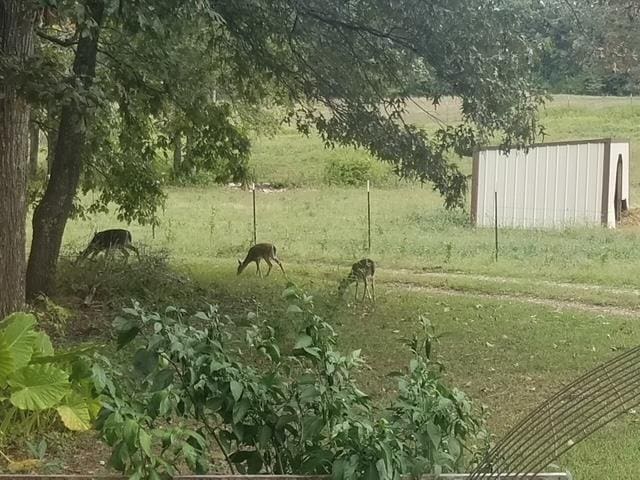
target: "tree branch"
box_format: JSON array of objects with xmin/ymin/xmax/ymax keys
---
[{"xmin": 36, "ymin": 30, "xmax": 78, "ymax": 47}]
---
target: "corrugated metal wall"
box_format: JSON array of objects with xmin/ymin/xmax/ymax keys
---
[{"xmin": 474, "ymin": 142, "xmax": 607, "ymax": 228}]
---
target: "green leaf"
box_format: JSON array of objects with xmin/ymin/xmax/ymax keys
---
[
  {"xmin": 230, "ymin": 380, "xmax": 244, "ymax": 401},
  {"xmin": 123, "ymin": 418, "xmax": 139, "ymax": 449},
  {"xmin": 333, "ymin": 458, "xmax": 346, "ymax": 480},
  {"xmin": 151, "ymin": 369, "xmax": 174, "ymax": 392},
  {"xmin": 31, "ymin": 332, "xmax": 54, "ymax": 358},
  {"xmin": 447, "ymin": 436, "xmax": 461, "ymax": 461},
  {"xmin": 91, "ymin": 364, "xmax": 108, "ymax": 392},
  {"xmin": 133, "ymin": 349, "xmax": 158, "ymax": 376},
  {"xmin": 0, "ymin": 337, "xmax": 15, "ymax": 382},
  {"xmin": 8, "ymin": 364, "xmax": 70, "ymax": 410},
  {"xmin": 258, "ymin": 425, "xmax": 272, "ymax": 449},
  {"xmin": 375, "ymin": 458, "xmax": 388, "ymax": 480},
  {"xmin": 110, "ymin": 441, "xmax": 129, "ymax": 472},
  {"xmin": 302, "ymin": 415, "xmax": 324, "ymax": 441},
  {"xmin": 426, "ymin": 421, "xmax": 441, "ymax": 448},
  {"xmin": 294, "ymin": 334, "xmax": 313, "ymax": 350},
  {"xmin": 230, "ymin": 450, "xmax": 251, "ymax": 464},
  {"xmin": 117, "ymin": 327, "xmax": 140, "ymax": 350},
  {"xmin": 1, "ymin": 313, "xmax": 37, "ymax": 370},
  {"xmin": 139, "ymin": 428, "xmax": 153, "ymax": 457},
  {"xmin": 366, "ymin": 461, "xmax": 379, "ymax": 480},
  {"xmin": 287, "ymin": 304, "xmax": 303, "ymax": 314},
  {"xmin": 56, "ymin": 393, "xmax": 92, "ymax": 431},
  {"xmin": 232, "ymin": 398, "xmax": 250, "ymax": 423},
  {"xmin": 246, "ymin": 450, "xmax": 263, "ymax": 474},
  {"xmin": 281, "ymin": 286, "xmax": 298, "ymax": 299}
]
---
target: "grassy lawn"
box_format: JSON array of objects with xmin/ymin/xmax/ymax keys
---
[
  {"xmin": 18, "ymin": 95, "xmax": 640, "ymax": 479},
  {"xmin": 185, "ymin": 262, "xmax": 640, "ymax": 480}
]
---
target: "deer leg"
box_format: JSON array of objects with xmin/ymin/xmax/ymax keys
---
[
  {"xmin": 371, "ymin": 277, "xmax": 375, "ymax": 303},
  {"xmin": 362, "ymin": 278, "xmax": 368, "ymax": 302},
  {"xmin": 354, "ymin": 280, "xmax": 359, "ymax": 302},
  {"xmin": 274, "ymin": 257, "xmax": 286, "ymax": 276},
  {"xmin": 264, "ymin": 258, "xmax": 273, "ymax": 276},
  {"xmin": 121, "ymin": 246, "xmax": 130, "ymax": 263},
  {"xmin": 256, "ymin": 259, "xmax": 263, "ymax": 278}
]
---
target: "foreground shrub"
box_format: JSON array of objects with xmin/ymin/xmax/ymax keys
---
[
  {"xmin": 95, "ymin": 285, "xmax": 484, "ymax": 479},
  {"xmin": 324, "ymin": 154, "xmax": 395, "ymax": 187},
  {"xmin": 56, "ymin": 250, "xmax": 208, "ymax": 313},
  {"xmin": 0, "ymin": 312, "xmax": 101, "ymax": 448}
]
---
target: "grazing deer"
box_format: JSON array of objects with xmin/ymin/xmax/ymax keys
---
[
  {"xmin": 77, "ymin": 229, "xmax": 140, "ymax": 263},
  {"xmin": 237, "ymin": 243, "xmax": 286, "ymax": 277},
  {"xmin": 339, "ymin": 258, "xmax": 375, "ymax": 303}
]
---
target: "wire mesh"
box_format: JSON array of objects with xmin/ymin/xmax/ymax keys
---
[{"xmin": 469, "ymin": 345, "xmax": 640, "ymax": 479}]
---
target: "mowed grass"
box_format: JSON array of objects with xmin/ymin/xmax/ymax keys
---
[
  {"xmin": 60, "ymin": 185, "xmax": 640, "ymax": 296},
  {"xmin": 180, "ymin": 261, "xmax": 640, "ymax": 480},
  {"xmin": 47, "ymin": 95, "xmax": 640, "ymax": 479}
]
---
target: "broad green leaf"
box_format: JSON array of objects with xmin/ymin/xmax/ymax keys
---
[
  {"xmin": 123, "ymin": 418, "xmax": 139, "ymax": 449},
  {"xmin": 0, "ymin": 337, "xmax": 15, "ymax": 381},
  {"xmin": 117, "ymin": 327, "xmax": 140, "ymax": 350},
  {"xmin": 302, "ymin": 415, "xmax": 324, "ymax": 441},
  {"xmin": 447, "ymin": 436, "xmax": 461, "ymax": 461},
  {"xmin": 232, "ymin": 398, "xmax": 250, "ymax": 424},
  {"xmin": 426, "ymin": 421, "xmax": 441, "ymax": 448},
  {"xmin": 287, "ymin": 304, "xmax": 303, "ymax": 314},
  {"xmin": 8, "ymin": 364, "xmax": 70, "ymax": 410},
  {"xmin": 246, "ymin": 450, "xmax": 263, "ymax": 474},
  {"xmin": 91, "ymin": 364, "xmax": 108, "ymax": 392},
  {"xmin": 230, "ymin": 380, "xmax": 243, "ymax": 401},
  {"xmin": 151, "ymin": 369, "xmax": 174, "ymax": 392},
  {"xmin": 294, "ymin": 334, "xmax": 313, "ymax": 350},
  {"xmin": 1, "ymin": 313, "xmax": 37, "ymax": 370},
  {"xmin": 133, "ymin": 349, "xmax": 158, "ymax": 376},
  {"xmin": 258, "ymin": 425, "xmax": 272, "ymax": 449},
  {"xmin": 139, "ymin": 428, "xmax": 152, "ymax": 456},
  {"xmin": 56, "ymin": 393, "xmax": 92, "ymax": 431},
  {"xmin": 365, "ymin": 461, "xmax": 379, "ymax": 480},
  {"xmin": 375, "ymin": 459, "xmax": 388, "ymax": 480},
  {"xmin": 31, "ymin": 331, "xmax": 54, "ymax": 358}
]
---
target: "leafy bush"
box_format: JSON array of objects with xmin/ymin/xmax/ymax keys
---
[
  {"xmin": 96, "ymin": 285, "xmax": 485, "ymax": 479},
  {"xmin": 56, "ymin": 250, "xmax": 209, "ymax": 314},
  {"xmin": 324, "ymin": 153, "xmax": 395, "ymax": 187},
  {"xmin": 0, "ymin": 312, "xmax": 101, "ymax": 447}
]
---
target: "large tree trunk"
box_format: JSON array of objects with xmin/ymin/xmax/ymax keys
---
[
  {"xmin": 45, "ymin": 116, "xmax": 57, "ymax": 175},
  {"xmin": 28, "ymin": 119, "xmax": 39, "ymax": 179},
  {"xmin": 26, "ymin": 0, "xmax": 104, "ymax": 298},
  {"xmin": 0, "ymin": 1, "xmax": 36, "ymax": 317}
]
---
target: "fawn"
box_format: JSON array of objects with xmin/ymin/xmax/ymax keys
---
[
  {"xmin": 339, "ymin": 258, "xmax": 375, "ymax": 302},
  {"xmin": 77, "ymin": 229, "xmax": 140, "ymax": 263},
  {"xmin": 237, "ymin": 243, "xmax": 286, "ymax": 277}
]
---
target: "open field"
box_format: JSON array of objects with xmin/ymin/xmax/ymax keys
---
[{"xmin": 15, "ymin": 95, "xmax": 640, "ymax": 479}]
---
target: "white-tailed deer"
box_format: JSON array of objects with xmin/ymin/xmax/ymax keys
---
[
  {"xmin": 237, "ymin": 243, "xmax": 285, "ymax": 277},
  {"xmin": 339, "ymin": 258, "xmax": 375, "ymax": 302},
  {"xmin": 77, "ymin": 229, "xmax": 140, "ymax": 262}
]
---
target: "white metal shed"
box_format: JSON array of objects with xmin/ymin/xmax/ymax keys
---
[{"xmin": 471, "ymin": 139, "xmax": 630, "ymax": 229}]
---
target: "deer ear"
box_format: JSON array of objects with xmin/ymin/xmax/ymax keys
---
[{"xmin": 237, "ymin": 259, "xmax": 242, "ymax": 265}]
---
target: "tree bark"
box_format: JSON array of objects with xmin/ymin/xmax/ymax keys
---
[
  {"xmin": 26, "ymin": 0, "xmax": 105, "ymax": 298},
  {"xmin": 28, "ymin": 119, "xmax": 39, "ymax": 178},
  {"xmin": 0, "ymin": 1, "xmax": 36, "ymax": 317},
  {"xmin": 45, "ymin": 111, "xmax": 57, "ymax": 175}
]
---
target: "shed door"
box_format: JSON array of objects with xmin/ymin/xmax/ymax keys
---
[{"xmin": 615, "ymin": 154, "xmax": 624, "ymax": 223}]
